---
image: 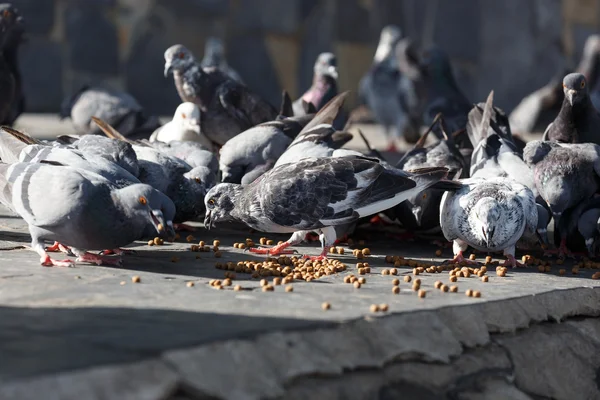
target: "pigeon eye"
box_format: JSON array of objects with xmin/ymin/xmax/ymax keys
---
[
  {"xmin": 3, "ymin": 10, "xmax": 10, "ymax": 18},
  {"xmin": 178, "ymin": 52, "xmax": 185, "ymax": 59},
  {"xmin": 138, "ymin": 196, "xmax": 147, "ymax": 205},
  {"xmin": 181, "ymin": 113, "xmax": 187, "ymax": 119},
  {"xmin": 581, "ymin": 80, "xmax": 586, "ymax": 89},
  {"xmin": 195, "ymin": 177, "xmax": 201, "ymax": 183},
  {"xmin": 208, "ymin": 198, "xmax": 215, "ymax": 207}
]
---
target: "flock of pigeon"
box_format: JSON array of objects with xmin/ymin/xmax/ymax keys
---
[{"xmin": 0, "ymin": 4, "xmax": 599, "ymax": 270}]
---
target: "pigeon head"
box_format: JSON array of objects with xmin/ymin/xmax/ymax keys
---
[
  {"xmin": 522, "ymin": 140, "xmax": 558, "ymax": 166},
  {"xmin": 472, "ymin": 197, "xmax": 501, "ymax": 247},
  {"xmin": 115, "ymin": 183, "xmax": 176, "ymax": 237},
  {"xmin": 204, "ymin": 183, "xmax": 244, "ymax": 229},
  {"xmin": 314, "ymin": 52, "xmax": 338, "ymax": 80},
  {"xmin": 562, "ymin": 73, "xmax": 589, "ymax": 106},
  {"xmin": 184, "ymin": 165, "xmax": 216, "ymax": 194},
  {"xmin": 541, "ymin": 176, "xmax": 572, "ymax": 217},
  {"xmin": 203, "ymin": 37, "xmax": 225, "ymax": 66},
  {"xmin": 164, "ymin": 44, "xmax": 195, "ymax": 77},
  {"xmin": 173, "ymin": 102, "xmax": 201, "ymax": 130},
  {"xmin": 374, "ymin": 25, "xmax": 401, "ymax": 63}
]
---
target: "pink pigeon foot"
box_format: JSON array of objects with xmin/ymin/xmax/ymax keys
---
[
  {"xmin": 101, "ymin": 248, "xmax": 136, "ymax": 256},
  {"xmin": 40, "ymin": 254, "xmax": 74, "ymax": 267},
  {"xmin": 443, "ymin": 251, "xmax": 479, "ymax": 266},
  {"xmin": 76, "ymin": 252, "xmax": 123, "ymax": 266},
  {"xmin": 249, "ymin": 242, "xmax": 295, "ymax": 255},
  {"xmin": 46, "ymin": 242, "xmax": 71, "ymax": 254},
  {"xmin": 502, "ymin": 254, "xmax": 524, "ymax": 268}
]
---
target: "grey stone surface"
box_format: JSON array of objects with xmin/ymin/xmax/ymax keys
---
[
  {"xmin": 64, "ymin": 1, "xmax": 119, "ymax": 75},
  {"xmin": 19, "ymin": 38, "xmax": 63, "ymax": 112}
]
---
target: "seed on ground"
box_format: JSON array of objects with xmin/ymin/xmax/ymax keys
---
[
  {"xmin": 285, "ymin": 285, "xmax": 294, "ymax": 292},
  {"xmin": 262, "ymin": 285, "xmax": 274, "ymax": 292},
  {"xmin": 418, "ymin": 289, "xmax": 426, "ymax": 298},
  {"xmin": 559, "ymin": 269, "xmax": 566, "ymax": 276},
  {"xmin": 412, "ymin": 282, "xmax": 420, "ymax": 291},
  {"xmin": 131, "ymin": 276, "xmax": 141, "ymax": 283},
  {"xmin": 473, "ymin": 290, "xmax": 481, "ymax": 298},
  {"xmin": 481, "ymin": 276, "xmax": 489, "ymax": 283},
  {"xmin": 199, "ymin": 240, "xmax": 205, "ymax": 247},
  {"xmin": 147, "ymin": 240, "xmax": 154, "ymax": 246},
  {"xmin": 120, "ymin": 281, "xmax": 126, "ymax": 285},
  {"xmin": 449, "ymin": 275, "xmax": 458, "ymax": 282},
  {"xmin": 485, "ymin": 256, "xmax": 492, "ymax": 264},
  {"xmin": 413, "ymin": 268, "xmax": 420, "ymax": 275},
  {"xmin": 435, "ymin": 249, "xmax": 442, "ymax": 257},
  {"xmin": 353, "ymin": 281, "xmax": 361, "ymax": 289},
  {"xmin": 572, "ymin": 267, "xmax": 579, "ymax": 275},
  {"xmin": 186, "ymin": 281, "xmax": 195, "ymax": 287},
  {"xmin": 186, "ymin": 235, "xmax": 195, "ymax": 243},
  {"xmin": 153, "ymin": 237, "xmax": 163, "ymax": 245},
  {"xmin": 214, "ymin": 251, "xmax": 222, "ymax": 258},
  {"xmin": 233, "ymin": 284, "xmax": 242, "ymax": 291},
  {"xmin": 469, "ymin": 254, "xmax": 476, "ymax": 260},
  {"xmin": 392, "ymin": 286, "xmax": 400, "ymax": 294},
  {"xmin": 390, "ymin": 268, "xmax": 398, "ymax": 275},
  {"xmin": 403, "ymin": 275, "xmax": 412, "ymax": 283},
  {"xmin": 434, "ymin": 280, "xmax": 442, "ymax": 289},
  {"xmin": 379, "ymin": 303, "xmax": 389, "ymax": 312},
  {"xmin": 223, "ymin": 278, "xmax": 232, "ymax": 287},
  {"xmin": 392, "ymin": 278, "xmax": 400, "ymax": 286},
  {"xmin": 370, "ymin": 304, "xmax": 380, "ymax": 313},
  {"xmin": 260, "ymin": 279, "xmax": 268, "ymax": 287},
  {"xmin": 441, "ymin": 284, "xmax": 449, "ymax": 292},
  {"xmin": 273, "ymin": 277, "xmax": 282, "ymax": 285},
  {"xmin": 358, "ymin": 277, "xmax": 366, "ymax": 284},
  {"xmin": 450, "ymin": 285, "xmax": 458, "ymax": 293},
  {"xmin": 382, "ymin": 269, "xmax": 390, "ymax": 276},
  {"xmin": 322, "ymin": 302, "xmax": 331, "ymax": 310},
  {"xmin": 465, "ymin": 289, "xmax": 473, "ymax": 297},
  {"xmin": 362, "ymin": 248, "xmax": 371, "ymax": 256}
]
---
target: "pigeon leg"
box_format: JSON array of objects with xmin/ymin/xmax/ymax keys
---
[
  {"xmin": 543, "ymin": 238, "xmax": 574, "ymax": 259},
  {"xmin": 333, "ymin": 234, "xmax": 349, "ymax": 246},
  {"xmin": 46, "ymin": 241, "xmax": 72, "ymax": 254},
  {"xmin": 305, "ymin": 232, "xmax": 320, "ymax": 242},
  {"xmin": 502, "ymin": 247, "xmax": 524, "ymax": 268},
  {"xmin": 33, "ymin": 241, "xmax": 74, "ymax": 267},
  {"xmin": 250, "ymin": 231, "xmax": 305, "ymax": 255},
  {"xmin": 370, "ymin": 214, "xmax": 391, "ymax": 226},
  {"xmin": 443, "ymin": 240, "xmax": 478, "ymax": 265},
  {"xmin": 303, "ymin": 226, "xmax": 337, "ymax": 260},
  {"xmin": 174, "ymin": 223, "xmax": 197, "ymax": 232},
  {"xmin": 101, "ymin": 248, "xmax": 136, "ymax": 256},
  {"xmin": 72, "ymin": 248, "xmax": 123, "ymax": 266}
]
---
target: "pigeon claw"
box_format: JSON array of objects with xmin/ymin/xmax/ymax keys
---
[
  {"xmin": 304, "ymin": 233, "xmax": 320, "ymax": 242},
  {"xmin": 443, "ymin": 251, "xmax": 479, "ymax": 266},
  {"xmin": 101, "ymin": 248, "xmax": 136, "ymax": 256},
  {"xmin": 502, "ymin": 254, "xmax": 524, "ymax": 268},
  {"xmin": 302, "ymin": 248, "xmax": 329, "ymax": 261},
  {"xmin": 76, "ymin": 252, "xmax": 123, "ymax": 266},
  {"xmin": 46, "ymin": 242, "xmax": 72, "ymax": 255},
  {"xmin": 40, "ymin": 254, "xmax": 75, "ymax": 268},
  {"xmin": 249, "ymin": 242, "xmax": 293, "ymax": 256}
]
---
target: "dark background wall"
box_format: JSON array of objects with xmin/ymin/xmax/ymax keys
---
[{"xmin": 11, "ymin": 0, "xmax": 599, "ymax": 116}]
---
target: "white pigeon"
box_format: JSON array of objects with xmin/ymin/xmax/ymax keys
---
[{"xmin": 150, "ymin": 102, "xmax": 213, "ymax": 149}]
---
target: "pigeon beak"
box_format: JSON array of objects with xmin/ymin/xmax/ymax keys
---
[
  {"xmin": 164, "ymin": 63, "xmax": 173, "ymax": 77},
  {"xmin": 204, "ymin": 210, "xmax": 213, "ymax": 230},
  {"xmin": 326, "ymin": 65, "xmax": 339, "ymax": 79},
  {"xmin": 166, "ymin": 221, "xmax": 176, "ymax": 238},
  {"xmin": 150, "ymin": 210, "xmax": 167, "ymax": 234},
  {"xmin": 411, "ymin": 205, "xmax": 423, "ymax": 227},
  {"xmin": 566, "ymin": 89, "xmax": 576, "ymax": 105}
]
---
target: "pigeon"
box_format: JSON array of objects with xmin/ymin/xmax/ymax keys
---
[
  {"xmin": 219, "ymin": 115, "xmax": 311, "ymax": 183},
  {"xmin": 93, "ymin": 117, "xmax": 213, "ymax": 224},
  {"xmin": 204, "ymin": 155, "xmax": 453, "ymax": 259},
  {"xmin": 0, "ymin": 3, "xmax": 25, "ymax": 126},
  {"xmin": 274, "ymin": 92, "xmax": 352, "ymax": 167},
  {"xmin": 57, "ymin": 134, "xmax": 141, "ymax": 179},
  {"xmin": 440, "ymin": 177, "xmax": 538, "ymax": 267},
  {"xmin": 386, "ymin": 114, "xmax": 465, "ymax": 232},
  {"xmin": 577, "ymin": 197, "xmax": 600, "ymax": 256},
  {"xmin": 149, "ymin": 140, "xmax": 217, "ymax": 179},
  {"xmin": 523, "ymin": 140, "xmax": 600, "ymax": 257},
  {"xmin": 292, "ymin": 52, "xmax": 338, "ymax": 117},
  {"xmin": 0, "ymin": 161, "xmax": 175, "ymax": 267},
  {"xmin": 60, "ymin": 86, "xmax": 160, "ymax": 138},
  {"xmin": 164, "ymin": 44, "xmax": 278, "ymax": 146},
  {"xmin": 358, "ymin": 25, "xmax": 404, "ymax": 151},
  {"xmin": 421, "ymin": 46, "xmax": 472, "ymax": 140},
  {"xmin": 200, "ymin": 37, "xmax": 243, "ymax": 84},
  {"xmin": 508, "ymin": 69, "xmax": 568, "ymax": 135},
  {"xmin": 395, "ymin": 37, "xmax": 426, "ymax": 144},
  {"xmin": 542, "ymin": 73, "xmax": 600, "ymax": 144},
  {"xmin": 149, "ymin": 102, "xmax": 213, "ymax": 149}
]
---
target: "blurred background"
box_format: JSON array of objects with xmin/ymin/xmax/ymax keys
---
[{"xmin": 13, "ymin": 0, "xmax": 593, "ymax": 116}]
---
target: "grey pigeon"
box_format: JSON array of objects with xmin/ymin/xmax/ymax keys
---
[
  {"xmin": 274, "ymin": 92, "xmax": 352, "ymax": 167},
  {"xmin": 93, "ymin": 118, "xmax": 213, "ymax": 224},
  {"xmin": 219, "ymin": 115, "xmax": 311, "ymax": 183},
  {"xmin": 292, "ymin": 52, "xmax": 338, "ymax": 117},
  {"xmin": 0, "ymin": 161, "xmax": 175, "ymax": 267},
  {"xmin": 58, "ymin": 134, "xmax": 141, "ymax": 179},
  {"xmin": 149, "ymin": 140, "xmax": 217, "ymax": 186},
  {"xmin": 149, "ymin": 102, "xmax": 213, "ymax": 149},
  {"xmin": 60, "ymin": 86, "xmax": 160, "ymax": 137},
  {"xmin": 577, "ymin": 197, "xmax": 600, "ymax": 256},
  {"xmin": 508, "ymin": 69, "xmax": 568, "ymax": 135},
  {"xmin": 358, "ymin": 25, "xmax": 404, "ymax": 151},
  {"xmin": 422, "ymin": 46, "xmax": 472, "ymax": 141},
  {"xmin": 164, "ymin": 44, "xmax": 278, "ymax": 146},
  {"xmin": 387, "ymin": 114, "xmax": 465, "ymax": 232},
  {"xmin": 204, "ymin": 156, "xmax": 452, "ymax": 258},
  {"xmin": 201, "ymin": 37, "xmax": 243, "ymax": 84},
  {"xmin": 542, "ymin": 73, "xmax": 600, "ymax": 144},
  {"xmin": 523, "ymin": 140, "xmax": 600, "ymax": 257},
  {"xmin": 440, "ymin": 177, "xmax": 538, "ymax": 267},
  {"xmin": 0, "ymin": 3, "xmax": 24, "ymax": 126}
]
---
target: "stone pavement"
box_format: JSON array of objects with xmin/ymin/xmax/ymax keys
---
[{"xmin": 0, "ymin": 115, "xmax": 597, "ymax": 400}]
